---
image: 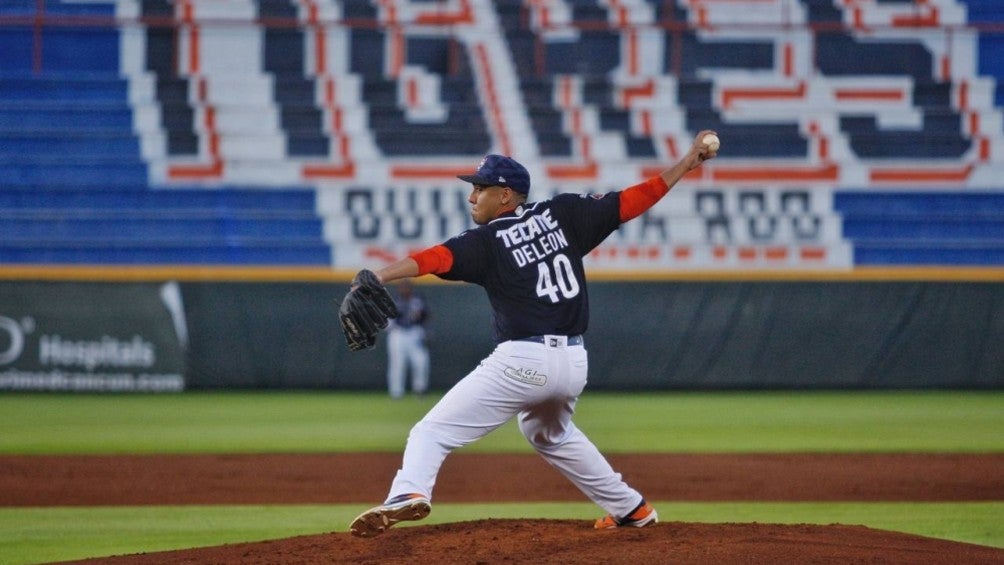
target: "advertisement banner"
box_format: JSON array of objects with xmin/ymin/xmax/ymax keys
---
[{"xmin": 0, "ymin": 282, "xmax": 186, "ymax": 392}]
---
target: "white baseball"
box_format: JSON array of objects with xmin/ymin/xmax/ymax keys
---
[{"xmin": 702, "ymin": 133, "xmax": 720, "ymax": 152}]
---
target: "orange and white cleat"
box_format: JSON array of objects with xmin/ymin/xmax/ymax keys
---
[
  {"xmin": 594, "ymin": 500, "xmax": 658, "ymax": 529},
  {"xmin": 349, "ymin": 493, "xmax": 431, "ymax": 538}
]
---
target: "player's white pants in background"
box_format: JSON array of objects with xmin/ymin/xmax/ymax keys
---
[
  {"xmin": 387, "ymin": 336, "xmax": 645, "ymax": 519},
  {"xmin": 386, "ymin": 326, "xmax": 429, "ymax": 399}
]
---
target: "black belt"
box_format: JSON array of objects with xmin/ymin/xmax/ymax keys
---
[{"xmin": 516, "ymin": 335, "xmax": 583, "ymax": 346}]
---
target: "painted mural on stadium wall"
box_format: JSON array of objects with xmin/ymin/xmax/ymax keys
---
[
  {"xmin": 322, "ymin": 185, "xmax": 851, "ymax": 269},
  {"xmin": 118, "ymin": 0, "xmax": 999, "ymax": 190}
]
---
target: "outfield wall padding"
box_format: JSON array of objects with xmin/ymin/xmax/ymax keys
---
[
  {"xmin": 584, "ymin": 281, "xmax": 1004, "ymax": 389},
  {"xmin": 1, "ymin": 281, "xmax": 1001, "ymax": 390},
  {"xmin": 179, "ymin": 280, "xmax": 1004, "ymax": 390}
]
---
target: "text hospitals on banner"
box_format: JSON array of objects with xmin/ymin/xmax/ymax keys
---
[{"xmin": 0, "ymin": 282, "xmax": 187, "ymax": 392}]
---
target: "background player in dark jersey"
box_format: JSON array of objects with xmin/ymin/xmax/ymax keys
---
[
  {"xmin": 349, "ymin": 130, "xmax": 720, "ymax": 538},
  {"xmin": 386, "ymin": 280, "xmax": 430, "ymax": 399}
]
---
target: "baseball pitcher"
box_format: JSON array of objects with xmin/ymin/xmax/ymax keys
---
[{"xmin": 340, "ymin": 130, "xmax": 720, "ymax": 537}]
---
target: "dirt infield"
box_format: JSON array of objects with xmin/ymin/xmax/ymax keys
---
[{"xmin": 3, "ymin": 453, "xmax": 1002, "ymax": 564}]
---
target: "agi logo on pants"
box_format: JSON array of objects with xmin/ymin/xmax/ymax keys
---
[{"xmin": 503, "ymin": 366, "xmax": 547, "ymax": 386}]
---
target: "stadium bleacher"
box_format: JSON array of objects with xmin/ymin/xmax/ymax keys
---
[
  {"xmin": 835, "ymin": 192, "xmax": 1004, "ymax": 265},
  {"xmin": 0, "ymin": 0, "xmax": 1001, "ymax": 268},
  {"xmin": 0, "ymin": 0, "xmax": 332, "ymax": 265}
]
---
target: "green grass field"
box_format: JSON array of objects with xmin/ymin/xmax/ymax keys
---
[{"xmin": 1, "ymin": 391, "xmax": 1002, "ymax": 564}]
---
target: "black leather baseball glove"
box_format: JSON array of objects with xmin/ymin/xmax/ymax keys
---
[{"xmin": 339, "ymin": 269, "xmax": 400, "ymax": 351}]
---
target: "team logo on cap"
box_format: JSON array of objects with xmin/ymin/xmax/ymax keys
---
[{"xmin": 498, "ymin": 176, "xmax": 506, "ymax": 183}]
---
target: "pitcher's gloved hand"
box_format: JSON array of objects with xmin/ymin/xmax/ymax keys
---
[{"xmin": 339, "ymin": 269, "xmax": 400, "ymax": 351}]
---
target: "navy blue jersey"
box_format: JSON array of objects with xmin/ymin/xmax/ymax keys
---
[
  {"xmin": 393, "ymin": 294, "xmax": 428, "ymax": 329},
  {"xmin": 438, "ymin": 192, "xmax": 622, "ymax": 342}
]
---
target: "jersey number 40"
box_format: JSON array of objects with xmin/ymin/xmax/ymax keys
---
[{"xmin": 535, "ymin": 254, "xmax": 581, "ymax": 303}]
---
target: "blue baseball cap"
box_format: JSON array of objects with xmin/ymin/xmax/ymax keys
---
[{"xmin": 457, "ymin": 154, "xmax": 531, "ymax": 195}]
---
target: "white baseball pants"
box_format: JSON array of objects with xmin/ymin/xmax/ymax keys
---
[
  {"xmin": 386, "ymin": 336, "xmax": 645, "ymax": 519},
  {"xmin": 386, "ymin": 326, "xmax": 429, "ymax": 398}
]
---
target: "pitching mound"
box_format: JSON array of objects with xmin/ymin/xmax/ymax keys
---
[{"xmin": 61, "ymin": 519, "xmax": 1002, "ymax": 564}]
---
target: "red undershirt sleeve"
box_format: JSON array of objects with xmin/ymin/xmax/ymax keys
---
[
  {"xmin": 618, "ymin": 176, "xmax": 670, "ymax": 223},
  {"xmin": 409, "ymin": 244, "xmax": 454, "ymax": 276}
]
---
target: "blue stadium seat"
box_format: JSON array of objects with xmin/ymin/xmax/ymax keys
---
[
  {"xmin": 341, "ymin": 0, "xmax": 378, "ymax": 22},
  {"xmin": 0, "ymin": 1, "xmax": 37, "ymax": 15},
  {"xmin": 842, "ymin": 218, "xmax": 1004, "ymax": 240},
  {"xmin": 407, "ymin": 37, "xmax": 454, "ymax": 75},
  {"xmin": 358, "ymin": 82, "xmax": 490, "ymax": 157},
  {"xmin": 0, "ymin": 52, "xmax": 332, "ymax": 266},
  {"xmin": 666, "ymin": 33, "xmax": 774, "ymax": 78},
  {"xmin": 851, "ymin": 243, "xmax": 1004, "ymax": 266},
  {"xmin": 816, "ymin": 32, "xmax": 933, "ymax": 79},
  {"xmin": 0, "ymin": 133, "xmax": 140, "ymax": 157},
  {"xmin": 495, "ymin": 0, "xmax": 526, "ymax": 32},
  {"xmin": 0, "ymin": 184, "xmax": 329, "ymax": 265},
  {"xmin": 144, "ymin": 21, "xmax": 199, "ymax": 156},
  {"xmin": 962, "ymin": 0, "xmax": 1004, "ymax": 23},
  {"xmin": 43, "ymin": 0, "xmax": 115, "ymax": 16},
  {"xmin": 838, "ymin": 112, "xmax": 971, "ymax": 158},
  {"xmin": 799, "ymin": 0, "xmax": 844, "ymax": 22},
  {"xmin": 642, "ymin": 0, "xmax": 688, "ymax": 22},
  {"xmin": 0, "ymin": 104, "xmax": 132, "ymax": 131},
  {"xmin": 350, "ymin": 28, "xmax": 386, "ymax": 79},
  {"xmin": 519, "ymin": 78, "xmax": 554, "ymax": 108},
  {"xmin": 834, "ymin": 192, "xmax": 1004, "ymax": 216},
  {"xmin": 0, "ymin": 242, "xmax": 331, "ymax": 265},
  {"xmin": 346, "ymin": 29, "xmax": 491, "ymax": 156},
  {"xmin": 536, "ymin": 134, "xmax": 574, "ymax": 157},
  {"xmin": 0, "ymin": 188, "xmax": 318, "ymax": 211},
  {"xmin": 31, "ymin": 28, "xmax": 119, "ymax": 72},
  {"xmin": 544, "ymin": 31, "xmax": 621, "ymax": 77},
  {"xmin": 0, "ymin": 75, "xmax": 129, "ymax": 101},
  {"xmin": 4, "ymin": 163, "xmax": 150, "ymax": 187},
  {"xmin": 0, "ymin": 216, "xmax": 324, "ymax": 242},
  {"xmin": 834, "ymin": 192, "xmax": 1004, "ymax": 265},
  {"xmin": 598, "ymin": 109, "xmax": 657, "ymax": 157},
  {"xmin": 264, "ymin": 26, "xmax": 328, "ymax": 157},
  {"xmin": 681, "ymin": 81, "xmax": 808, "ymax": 157},
  {"xmin": 977, "ymin": 35, "xmax": 1004, "ymax": 106},
  {"xmin": 571, "ymin": 1, "xmax": 608, "ymax": 23}
]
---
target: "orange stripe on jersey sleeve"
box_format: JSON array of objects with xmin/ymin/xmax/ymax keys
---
[
  {"xmin": 410, "ymin": 244, "xmax": 454, "ymax": 275},
  {"xmin": 618, "ymin": 176, "xmax": 670, "ymax": 223}
]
